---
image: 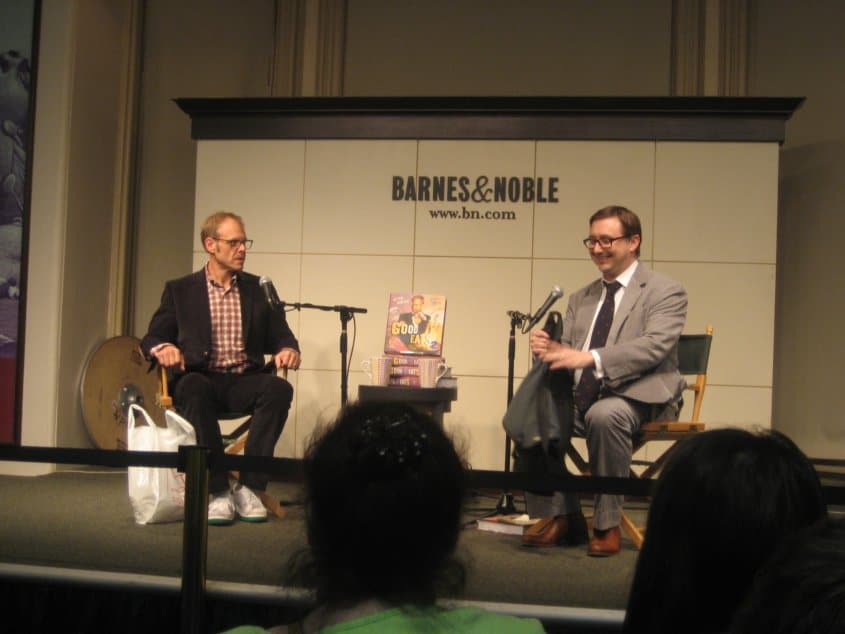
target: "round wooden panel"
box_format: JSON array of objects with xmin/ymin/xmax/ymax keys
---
[{"xmin": 80, "ymin": 336, "xmax": 166, "ymax": 449}]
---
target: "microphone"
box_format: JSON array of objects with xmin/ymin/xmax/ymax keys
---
[
  {"xmin": 524, "ymin": 285, "xmax": 563, "ymax": 331},
  {"xmin": 259, "ymin": 276, "xmax": 284, "ymax": 310}
]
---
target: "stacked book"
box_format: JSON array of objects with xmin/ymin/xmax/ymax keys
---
[
  {"xmin": 475, "ymin": 514, "xmax": 539, "ymax": 536},
  {"xmin": 384, "ymin": 355, "xmax": 454, "ymax": 388},
  {"xmin": 388, "ymin": 356, "xmax": 425, "ymax": 387}
]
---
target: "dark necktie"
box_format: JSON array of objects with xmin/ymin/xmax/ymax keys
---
[{"xmin": 574, "ymin": 281, "xmax": 622, "ymax": 415}]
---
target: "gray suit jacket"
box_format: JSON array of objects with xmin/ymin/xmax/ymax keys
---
[{"xmin": 562, "ymin": 262, "xmax": 687, "ymax": 407}]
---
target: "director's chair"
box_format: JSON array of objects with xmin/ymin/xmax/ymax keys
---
[
  {"xmin": 156, "ymin": 363, "xmax": 289, "ymax": 518},
  {"xmin": 566, "ymin": 325, "xmax": 714, "ymax": 548}
]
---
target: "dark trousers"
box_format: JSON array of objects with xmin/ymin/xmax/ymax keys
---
[{"xmin": 173, "ymin": 370, "xmax": 293, "ymax": 494}]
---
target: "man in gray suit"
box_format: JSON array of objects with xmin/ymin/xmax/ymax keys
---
[{"xmin": 524, "ymin": 205, "xmax": 687, "ymax": 556}]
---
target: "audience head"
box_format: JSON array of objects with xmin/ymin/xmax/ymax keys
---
[
  {"xmin": 729, "ymin": 517, "xmax": 845, "ymax": 634},
  {"xmin": 296, "ymin": 401, "xmax": 467, "ymax": 605},
  {"xmin": 624, "ymin": 427, "xmax": 826, "ymax": 634}
]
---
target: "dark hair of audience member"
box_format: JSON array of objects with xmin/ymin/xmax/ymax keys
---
[
  {"xmin": 623, "ymin": 428, "xmax": 827, "ymax": 634},
  {"xmin": 288, "ymin": 401, "xmax": 467, "ymax": 606},
  {"xmin": 728, "ymin": 516, "xmax": 845, "ymax": 634}
]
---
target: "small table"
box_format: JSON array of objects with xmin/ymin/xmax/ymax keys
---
[{"xmin": 357, "ymin": 385, "xmax": 458, "ymax": 425}]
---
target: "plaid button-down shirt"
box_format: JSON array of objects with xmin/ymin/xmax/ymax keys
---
[{"xmin": 206, "ymin": 266, "xmax": 248, "ymax": 373}]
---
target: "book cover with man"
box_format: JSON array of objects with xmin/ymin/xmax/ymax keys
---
[{"xmin": 384, "ymin": 292, "xmax": 446, "ymax": 355}]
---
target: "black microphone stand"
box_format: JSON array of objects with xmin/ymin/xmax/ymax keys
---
[
  {"xmin": 284, "ymin": 301, "xmax": 367, "ymax": 406},
  {"xmin": 495, "ymin": 308, "xmax": 531, "ymax": 515}
]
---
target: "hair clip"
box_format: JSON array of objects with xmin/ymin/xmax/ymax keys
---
[{"xmin": 359, "ymin": 413, "xmax": 428, "ymax": 469}]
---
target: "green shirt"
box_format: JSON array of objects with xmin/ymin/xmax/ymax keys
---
[{"xmin": 223, "ymin": 605, "xmax": 545, "ymax": 633}]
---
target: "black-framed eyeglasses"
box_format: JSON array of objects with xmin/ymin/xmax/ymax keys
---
[
  {"xmin": 213, "ymin": 237, "xmax": 253, "ymax": 250},
  {"xmin": 583, "ymin": 235, "xmax": 630, "ymax": 249}
]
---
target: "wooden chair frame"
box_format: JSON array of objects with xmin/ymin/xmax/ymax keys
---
[
  {"xmin": 156, "ymin": 364, "xmax": 288, "ymax": 518},
  {"xmin": 566, "ymin": 325, "xmax": 714, "ymax": 548}
]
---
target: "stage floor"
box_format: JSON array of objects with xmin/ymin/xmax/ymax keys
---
[{"xmin": 0, "ymin": 470, "xmax": 640, "ymax": 625}]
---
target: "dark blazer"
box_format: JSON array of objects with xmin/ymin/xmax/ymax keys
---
[{"xmin": 140, "ymin": 269, "xmax": 299, "ymax": 373}]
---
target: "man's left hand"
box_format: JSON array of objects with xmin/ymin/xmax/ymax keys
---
[
  {"xmin": 274, "ymin": 347, "xmax": 301, "ymax": 370},
  {"xmin": 542, "ymin": 345, "xmax": 594, "ymax": 370}
]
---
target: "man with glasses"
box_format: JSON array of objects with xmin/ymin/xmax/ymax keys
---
[
  {"xmin": 141, "ymin": 211, "xmax": 301, "ymax": 525},
  {"xmin": 524, "ymin": 205, "xmax": 687, "ymax": 556}
]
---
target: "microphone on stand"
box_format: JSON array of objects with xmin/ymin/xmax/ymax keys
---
[
  {"xmin": 259, "ymin": 276, "xmax": 285, "ymax": 311},
  {"xmin": 524, "ymin": 285, "xmax": 563, "ymax": 331}
]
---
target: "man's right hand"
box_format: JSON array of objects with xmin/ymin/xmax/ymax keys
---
[
  {"xmin": 530, "ymin": 329, "xmax": 553, "ymax": 357},
  {"xmin": 152, "ymin": 343, "xmax": 185, "ymax": 371}
]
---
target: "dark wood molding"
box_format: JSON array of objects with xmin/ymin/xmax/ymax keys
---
[{"xmin": 175, "ymin": 96, "xmax": 804, "ymax": 143}]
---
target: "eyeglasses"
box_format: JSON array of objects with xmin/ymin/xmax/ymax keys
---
[
  {"xmin": 213, "ymin": 237, "xmax": 253, "ymax": 250},
  {"xmin": 583, "ymin": 235, "xmax": 630, "ymax": 249}
]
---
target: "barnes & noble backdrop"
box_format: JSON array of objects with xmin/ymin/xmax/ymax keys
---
[{"xmin": 190, "ymin": 132, "xmax": 778, "ymax": 470}]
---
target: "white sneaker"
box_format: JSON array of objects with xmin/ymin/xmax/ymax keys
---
[
  {"xmin": 233, "ymin": 483, "xmax": 268, "ymax": 522},
  {"xmin": 208, "ymin": 491, "xmax": 235, "ymax": 525}
]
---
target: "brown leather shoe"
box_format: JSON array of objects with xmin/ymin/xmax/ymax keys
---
[
  {"xmin": 588, "ymin": 526, "xmax": 621, "ymax": 557},
  {"xmin": 522, "ymin": 512, "xmax": 589, "ymax": 547}
]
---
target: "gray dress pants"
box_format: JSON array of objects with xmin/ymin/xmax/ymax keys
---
[{"xmin": 525, "ymin": 395, "xmax": 651, "ymax": 531}]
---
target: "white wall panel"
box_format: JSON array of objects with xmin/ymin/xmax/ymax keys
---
[
  {"xmin": 195, "ymin": 141, "xmax": 306, "ymax": 253},
  {"xmin": 443, "ymin": 375, "xmax": 511, "ymax": 472},
  {"xmin": 412, "ymin": 256, "xmax": 533, "ymax": 377},
  {"xmin": 298, "ymin": 254, "xmax": 413, "ymax": 370},
  {"xmin": 654, "ymin": 142, "xmax": 779, "ymax": 263},
  {"xmin": 660, "ymin": 262, "xmax": 775, "ymax": 388},
  {"xmin": 288, "ymin": 369, "xmax": 344, "ymax": 457},
  {"xmin": 415, "ymin": 141, "xmax": 536, "ymax": 258},
  {"xmin": 534, "ymin": 142, "xmax": 656, "ymax": 260},
  {"xmin": 302, "ymin": 140, "xmax": 418, "ymax": 254}
]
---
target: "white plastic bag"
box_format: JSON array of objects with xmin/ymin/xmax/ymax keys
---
[{"xmin": 127, "ymin": 404, "xmax": 196, "ymax": 524}]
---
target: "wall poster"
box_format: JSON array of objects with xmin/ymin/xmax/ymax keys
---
[{"xmin": 0, "ymin": 0, "xmax": 38, "ymax": 444}]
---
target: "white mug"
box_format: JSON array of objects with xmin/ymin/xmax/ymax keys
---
[
  {"xmin": 361, "ymin": 356, "xmax": 392, "ymax": 386},
  {"xmin": 418, "ymin": 357, "xmax": 447, "ymax": 388}
]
